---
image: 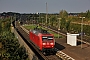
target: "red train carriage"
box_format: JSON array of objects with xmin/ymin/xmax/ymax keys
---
[{"xmin": 29, "ymin": 27, "xmax": 55, "ymax": 53}]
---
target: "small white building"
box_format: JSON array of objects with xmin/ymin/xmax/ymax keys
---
[{"xmin": 67, "ymin": 33, "xmax": 79, "ymax": 46}]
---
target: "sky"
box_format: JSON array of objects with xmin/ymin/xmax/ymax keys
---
[{"xmin": 0, "ymin": 0, "xmax": 90, "ymax": 13}]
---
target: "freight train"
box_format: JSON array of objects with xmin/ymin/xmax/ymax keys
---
[{"xmin": 29, "ymin": 27, "xmax": 55, "ymax": 54}]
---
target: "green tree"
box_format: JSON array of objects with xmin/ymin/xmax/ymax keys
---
[
  {"xmin": 50, "ymin": 16, "xmax": 57, "ymax": 26},
  {"xmin": 79, "ymin": 12, "xmax": 86, "ymax": 17},
  {"xmin": 60, "ymin": 18, "xmax": 66, "ymax": 30},
  {"xmin": 86, "ymin": 10, "xmax": 90, "ymax": 18},
  {"xmin": 66, "ymin": 20, "xmax": 71, "ymax": 32},
  {"xmin": 0, "ymin": 20, "xmax": 2, "ymax": 33},
  {"xmin": 0, "ymin": 15, "xmax": 28, "ymax": 60},
  {"xmin": 59, "ymin": 10, "xmax": 68, "ymax": 18}
]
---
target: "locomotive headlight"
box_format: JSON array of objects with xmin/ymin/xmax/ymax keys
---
[
  {"xmin": 50, "ymin": 43, "xmax": 54, "ymax": 45},
  {"xmin": 43, "ymin": 43, "xmax": 46, "ymax": 45},
  {"xmin": 52, "ymin": 46, "xmax": 54, "ymax": 47}
]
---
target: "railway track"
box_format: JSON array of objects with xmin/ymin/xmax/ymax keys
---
[
  {"xmin": 20, "ymin": 25, "xmax": 75, "ymax": 60},
  {"xmin": 56, "ymin": 50, "xmax": 75, "ymax": 60},
  {"xmin": 21, "ymin": 24, "xmax": 90, "ymax": 60},
  {"xmin": 43, "ymin": 25, "xmax": 90, "ymax": 46},
  {"xmin": 14, "ymin": 22, "xmax": 47, "ymax": 60},
  {"xmin": 15, "ymin": 22, "xmax": 61, "ymax": 60}
]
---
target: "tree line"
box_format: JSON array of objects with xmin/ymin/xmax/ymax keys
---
[
  {"xmin": 0, "ymin": 10, "xmax": 90, "ymax": 34},
  {"xmin": 0, "ymin": 17, "xmax": 28, "ymax": 60}
]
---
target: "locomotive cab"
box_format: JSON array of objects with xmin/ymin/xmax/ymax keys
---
[
  {"xmin": 41, "ymin": 35, "xmax": 55, "ymax": 53},
  {"xmin": 29, "ymin": 27, "xmax": 55, "ymax": 54},
  {"xmin": 42, "ymin": 36, "xmax": 54, "ymax": 48}
]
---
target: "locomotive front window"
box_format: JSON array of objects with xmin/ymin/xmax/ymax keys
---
[
  {"xmin": 42, "ymin": 36, "xmax": 53, "ymax": 40},
  {"xmin": 42, "ymin": 36, "xmax": 47, "ymax": 40}
]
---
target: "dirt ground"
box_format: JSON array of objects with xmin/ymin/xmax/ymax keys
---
[{"xmin": 55, "ymin": 38, "xmax": 90, "ymax": 60}]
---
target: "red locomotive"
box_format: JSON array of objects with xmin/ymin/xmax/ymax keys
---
[{"xmin": 29, "ymin": 27, "xmax": 55, "ymax": 54}]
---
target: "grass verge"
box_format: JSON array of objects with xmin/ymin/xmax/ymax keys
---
[{"xmin": 23, "ymin": 24, "xmax": 62, "ymax": 38}]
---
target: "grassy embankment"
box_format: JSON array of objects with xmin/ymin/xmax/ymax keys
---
[{"xmin": 23, "ymin": 24, "xmax": 63, "ymax": 38}]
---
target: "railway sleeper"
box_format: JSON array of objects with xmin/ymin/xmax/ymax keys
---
[{"xmin": 56, "ymin": 52, "xmax": 75, "ymax": 60}]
